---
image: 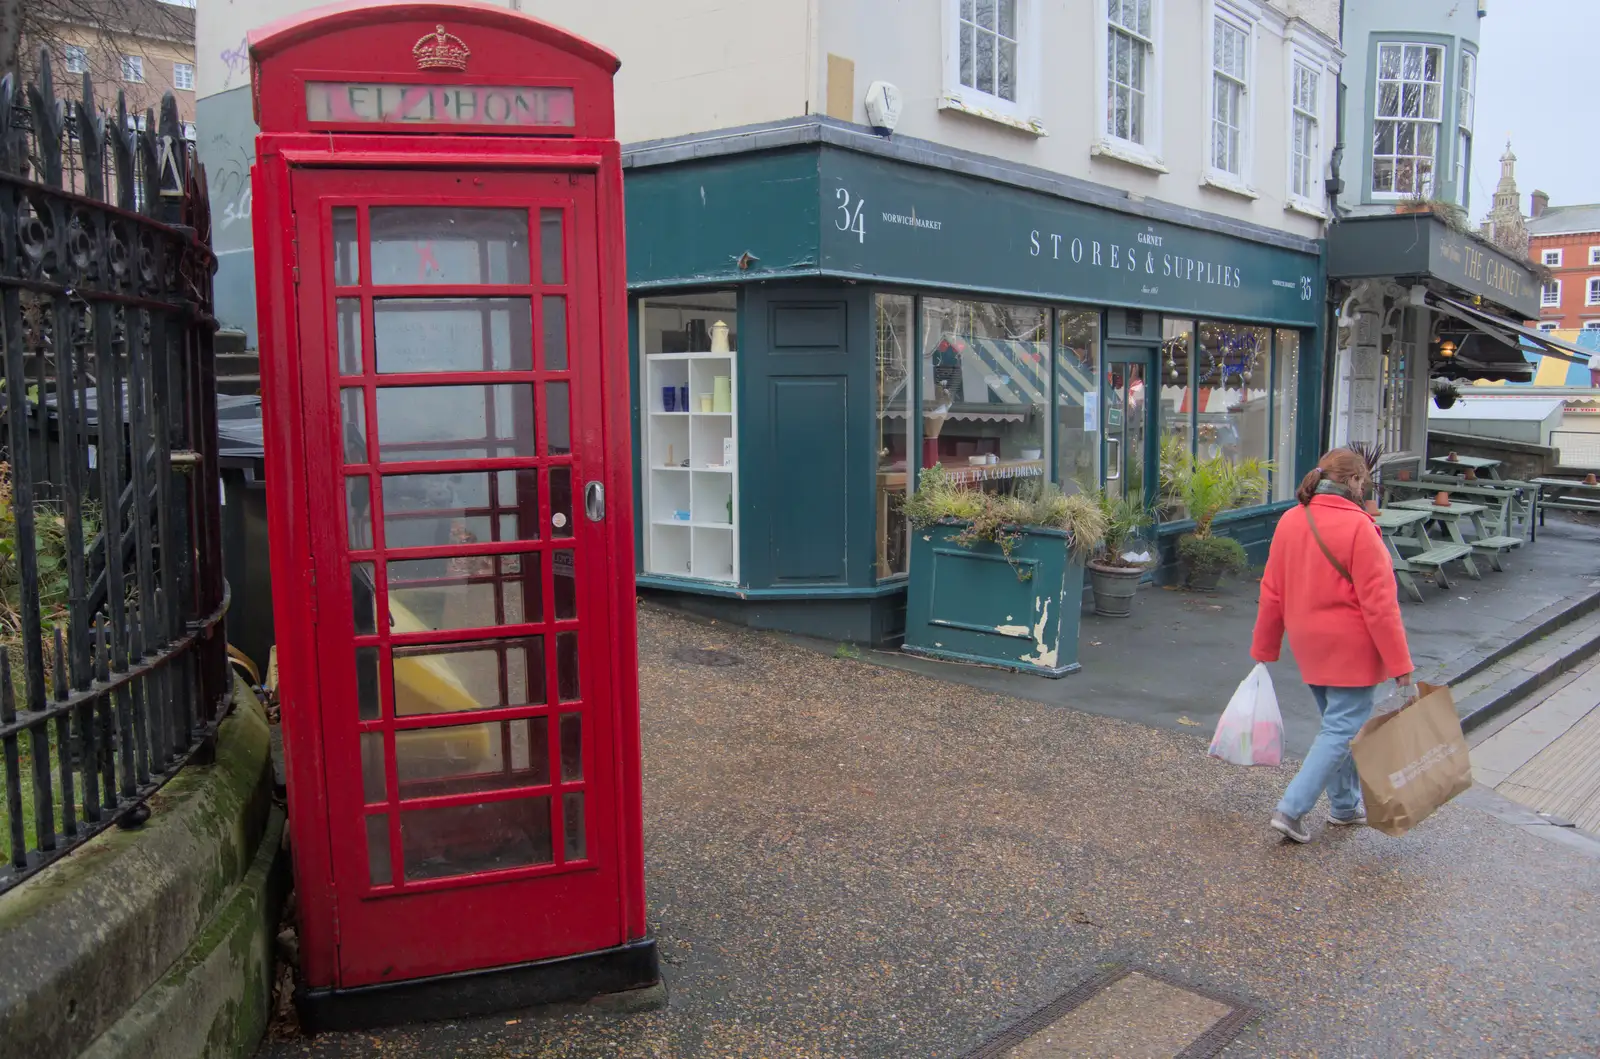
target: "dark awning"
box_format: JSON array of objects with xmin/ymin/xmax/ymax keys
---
[{"xmin": 1427, "ymin": 293, "xmax": 1592, "ymax": 365}]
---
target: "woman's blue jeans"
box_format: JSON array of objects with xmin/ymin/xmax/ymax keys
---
[{"xmin": 1277, "ymin": 684, "xmax": 1377, "ymax": 820}]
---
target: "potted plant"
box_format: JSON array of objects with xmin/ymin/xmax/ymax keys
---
[
  {"xmin": 1432, "ymin": 378, "xmax": 1461, "ymax": 410},
  {"xmin": 901, "ymin": 467, "xmax": 1106, "ymax": 677},
  {"xmin": 1085, "ymin": 490, "xmax": 1154, "ymax": 617},
  {"xmin": 1162, "ymin": 451, "xmax": 1271, "ymax": 590},
  {"xmin": 1348, "ymin": 440, "xmax": 1386, "ymax": 514}
]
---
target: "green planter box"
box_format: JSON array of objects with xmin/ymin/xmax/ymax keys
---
[{"xmin": 902, "ymin": 522, "xmax": 1085, "ymax": 677}]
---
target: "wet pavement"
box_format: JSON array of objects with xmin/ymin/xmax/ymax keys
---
[
  {"xmin": 263, "ymin": 604, "xmax": 1600, "ymax": 1058},
  {"xmin": 861, "ymin": 516, "xmax": 1600, "ymax": 756}
]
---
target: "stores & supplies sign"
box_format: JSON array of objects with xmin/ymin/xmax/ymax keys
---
[{"xmin": 819, "ymin": 150, "xmax": 1320, "ymax": 328}]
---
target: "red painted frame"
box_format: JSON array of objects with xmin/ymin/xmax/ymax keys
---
[{"xmin": 251, "ymin": 2, "xmax": 643, "ymax": 991}]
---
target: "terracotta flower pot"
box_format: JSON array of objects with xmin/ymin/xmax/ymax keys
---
[
  {"xmin": 1433, "ymin": 491, "xmax": 1452, "ymax": 507},
  {"xmin": 1397, "ymin": 469, "xmax": 1413, "ymax": 482},
  {"xmin": 1586, "ymin": 474, "xmax": 1599, "ymax": 486},
  {"xmin": 1365, "ymin": 500, "xmax": 1381, "ymax": 515},
  {"xmin": 1446, "ymin": 451, "xmax": 1460, "ymax": 462}
]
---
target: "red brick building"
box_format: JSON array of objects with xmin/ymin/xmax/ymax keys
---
[{"xmin": 1528, "ymin": 195, "xmax": 1600, "ymax": 332}]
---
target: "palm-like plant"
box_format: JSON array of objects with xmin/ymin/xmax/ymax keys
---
[{"xmin": 1162, "ymin": 450, "xmax": 1272, "ymax": 538}]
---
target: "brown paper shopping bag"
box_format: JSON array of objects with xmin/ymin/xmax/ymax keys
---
[{"xmin": 1350, "ymin": 683, "xmax": 1473, "ymax": 837}]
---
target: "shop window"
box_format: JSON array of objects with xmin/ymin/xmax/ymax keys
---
[
  {"xmin": 637, "ymin": 292, "xmax": 739, "ymax": 584},
  {"xmin": 1158, "ymin": 318, "xmax": 1193, "ymax": 516},
  {"xmin": 1195, "ymin": 322, "xmax": 1271, "ymax": 496},
  {"xmin": 1371, "ymin": 42, "xmax": 1443, "ymax": 197},
  {"xmin": 1272, "ymin": 331, "xmax": 1301, "ymax": 502},
  {"xmin": 1163, "ymin": 320, "xmax": 1298, "ymax": 515},
  {"xmin": 874, "ymin": 295, "xmax": 913, "ymax": 579},
  {"xmin": 1056, "ymin": 308, "xmax": 1100, "ymax": 492},
  {"xmin": 920, "ymin": 298, "xmax": 1048, "ymax": 494}
]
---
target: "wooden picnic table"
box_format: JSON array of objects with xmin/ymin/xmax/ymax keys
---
[
  {"xmin": 1372, "ymin": 507, "xmax": 1436, "ymax": 603},
  {"xmin": 1430, "ymin": 455, "xmax": 1504, "ymax": 479},
  {"xmin": 1533, "ymin": 477, "xmax": 1600, "ymax": 525},
  {"xmin": 1391, "ymin": 496, "xmax": 1524, "ymax": 577},
  {"xmin": 1409, "ymin": 474, "xmax": 1538, "ymax": 541}
]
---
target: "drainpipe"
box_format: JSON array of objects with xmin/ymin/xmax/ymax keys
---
[{"xmin": 1319, "ymin": 0, "xmax": 1349, "ymax": 454}]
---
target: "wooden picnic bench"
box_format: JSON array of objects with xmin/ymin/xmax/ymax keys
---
[
  {"xmin": 1391, "ymin": 496, "xmax": 1524, "ymax": 575},
  {"xmin": 1533, "ymin": 477, "xmax": 1600, "ymax": 524}
]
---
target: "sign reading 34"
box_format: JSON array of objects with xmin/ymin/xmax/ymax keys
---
[{"xmin": 835, "ymin": 187, "xmax": 866, "ymax": 244}]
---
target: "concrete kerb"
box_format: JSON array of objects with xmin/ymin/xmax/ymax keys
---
[{"xmin": 0, "ymin": 679, "xmax": 278, "ymax": 1059}]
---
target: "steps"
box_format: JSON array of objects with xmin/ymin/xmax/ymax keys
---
[
  {"xmin": 215, "ymin": 328, "xmax": 260, "ymax": 397},
  {"xmin": 1439, "ymin": 598, "xmax": 1600, "ymax": 732}
]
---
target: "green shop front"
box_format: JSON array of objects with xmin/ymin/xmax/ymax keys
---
[{"xmin": 624, "ymin": 121, "xmax": 1324, "ymax": 645}]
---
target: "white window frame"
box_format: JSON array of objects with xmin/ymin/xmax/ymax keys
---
[
  {"xmin": 121, "ymin": 54, "xmax": 144, "ymax": 83},
  {"xmin": 1285, "ymin": 49, "xmax": 1328, "ymax": 213},
  {"xmin": 1589, "ymin": 246, "xmax": 1600, "ymax": 266},
  {"xmin": 1542, "ymin": 280, "xmax": 1563, "ymax": 308},
  {"xmin": 1584, "ymin": 321, "xmax": 1600, "ymax": 330},
  {"xmin": 64, "ymin": 45, "xmax": 88, "ymax": 75},
  {"xmin": 1093, "ymin": 0, "xmax": 1165, "ymax": 171},
  {"xmin": 1544, "ymin": 249, "xmax": 1564, "ymax": 267},
  {"xmin": 1538, "ymin": 322, "xmax": 1560, "ymax": 332},
  {"xmin": 940, "ymin": 0, "xmax": 1043, "ymax": 134},
  {"xmin": 1586, "ymin": 278, "xmax": 1600, "ymax": 306},
  {"xmin": 1205, "ymin": 5, "xmax": 1255, "ymax": 191},
  {"xmin": 173, "ymin": 62, "xmax": 194, "ymax": 91},
  {"xmin": 1455, "ymin": 50, "xmax": 1475, "ymax": 207},
  {"xmin": 1370, "ymin": 41, "xmax": 1445, "ymax": 199}
]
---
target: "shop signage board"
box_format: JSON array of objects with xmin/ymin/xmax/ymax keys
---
[
  {"xmin": 625, "ymin": 145, "xmax": 1322, "ymax": 327},
  {"xmin": 818, "ymin": 149, "xmax": 1322, "ymax": 327},
  {"xmin": 1327, "ymin": 214, "xmax": 1541, "ymax": 320}
]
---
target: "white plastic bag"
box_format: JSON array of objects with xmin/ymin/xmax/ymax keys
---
[{"xmin": 1208, "ymin": 663, "xmax": 1284, "ymax": 767}]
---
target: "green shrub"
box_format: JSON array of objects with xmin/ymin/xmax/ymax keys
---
[
  {"xmin": 904, "ymin": 465, "xmax": 1108, "ymax": 577},
  {"xmin": 1177, "ymin": 533, "xmax": 1248, "ymax": 576}
]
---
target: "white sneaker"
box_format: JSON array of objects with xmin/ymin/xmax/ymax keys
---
[{"xmin": 1327, "ymin": 809, "xmax": 1367, "ymax": 826}]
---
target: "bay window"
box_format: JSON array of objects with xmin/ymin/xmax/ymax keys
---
[
  {"xmin": 1456, "ymin": 51, "xmax": 1475, "ymax": 207},
  {"xmin": 1372, "ymin": 42, "xmax": 1444, "ymax": 197}
]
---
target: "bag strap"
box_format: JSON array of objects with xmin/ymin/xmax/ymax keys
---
[{"xmin": 1304, "ymin": 506, "xmax": 1354, "ymax": 584}]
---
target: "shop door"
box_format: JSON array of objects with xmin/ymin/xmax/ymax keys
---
[
  {"xmin": 291, "ymin": 168, "xmax": 620, "ymax": 986},
  {"xmin": 1102, "ymin": 346, "xmax": 1155, "ymax": 508}
]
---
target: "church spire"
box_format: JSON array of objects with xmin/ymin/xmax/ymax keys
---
[{"xmin": 1482, "ymin": 139, "xmax": 1529, "ymax": 257}]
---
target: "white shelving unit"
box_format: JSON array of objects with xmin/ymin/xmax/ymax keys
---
[{"xmin": 641, "ymin": 352, "xmax": 738, "ymax": 583}]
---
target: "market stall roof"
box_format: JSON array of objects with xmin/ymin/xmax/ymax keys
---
[{"xmin": 1428, "ymin": 292, "xmax": 1593, "ymax": 365}]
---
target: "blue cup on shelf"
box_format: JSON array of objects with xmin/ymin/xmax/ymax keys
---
[
  {"xmin": 679, "ymin": 385, "xmax": 689, "ymax": 410},
  {"xmin": 662, "ymin": 385, "xmax": 676, "ymax": 412}
]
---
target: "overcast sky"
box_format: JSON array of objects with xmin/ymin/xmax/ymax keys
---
[{"xmin": 1468, "ymin": 0, "xmax": 1598, "ymax": 220}]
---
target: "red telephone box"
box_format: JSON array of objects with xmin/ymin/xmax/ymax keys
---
[{"xmin": 249, "ymin": 1, "xmax": 653, "ymax": 1028}]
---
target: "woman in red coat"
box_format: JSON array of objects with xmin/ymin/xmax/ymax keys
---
[{"xmin": 1252, "ymin": 448, "xmax": 1414, "ymax": 843}]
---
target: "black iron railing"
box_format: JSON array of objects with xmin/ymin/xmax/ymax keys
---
[{"xmin": 0, "ymin": 55, "xmax": 226, "ymax": 892}]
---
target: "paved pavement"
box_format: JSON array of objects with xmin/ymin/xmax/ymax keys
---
[
  {"xmin": 263, "ymin": 605, "xmax": 1600, "ymax": 1058},
  {"xmin": 1474, "ymin": 655, "xmax": 1600, "ymax": 833},
  {"xmin": 858, "ymin": 516, "xmax": 1600, "ymax": 757}
]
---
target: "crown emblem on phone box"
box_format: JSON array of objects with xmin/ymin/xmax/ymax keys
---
[{"xmin": 413, "ymin": 24, "xmax": 470, "ymax": 71}]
